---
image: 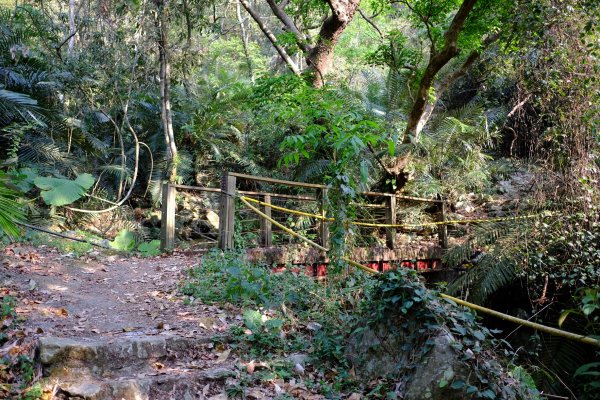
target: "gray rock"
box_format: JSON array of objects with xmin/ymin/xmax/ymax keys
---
[
  {"xmin": 58, "ymin": 381, "xmax": 106, "ymax": 400},
  {"xmin": 202, "ymin": 367, "xmax": 236, "ymax": 380},
  {"xmin": 404, "ymin": 331, "xmax": 466, "ymax": 400},
  {"xmin": 286, "ymin": 353, "xmax": 309, "ymax": 366},
  {"xmin": 39, "ymin": 337, "xmax": 101, "ymax": 366}
]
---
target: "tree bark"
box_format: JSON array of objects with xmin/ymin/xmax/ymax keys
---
[
  {"xmin": 403, "ymin": 0, "xmax": 478, "ymax": 143},
  {"xmin": 308, "ymin": 0, "xmax": 361, "ymax": 88},
  {"xmin": 239, "ymin": 0, "xmax": 300, "ymax": 75},
  {"xmin": 68, "ymin": 0, "xmax": 76, "ymax": 55},
  {"xmin": 265, "ymin": 0, "xmax": 312, "ymax": 53},
  {"xmin": 155, "ymin": 0, "xmax": 178, "ymax": 182},
  {"xmin": 236, "ymin": 0, "xmax": 254, "ymax": 79},
  {"xmin": 409, "ymin": 31, "xmax": 500, "ymax": 139}
]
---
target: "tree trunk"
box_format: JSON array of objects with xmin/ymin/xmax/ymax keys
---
[
  {"xmin": 265, "ymin": 0, "xmax": 311, "ymax": 53},
  {"xmin": 403, "ymin": 0, "xmax": 478, "ymax": 143},
  {"xmin": 308, "ymin": 0, "xmax": 361, "ymax": 88},
  {"xmin": 68, "ymin": 0, "xmax": 76, "ymax": 55},
  {"xmin": 236, "ymin": 0, "xmax": 254, "ymax": 79},
  {"xmin": 155, "ymin": 0, "xmax": 178, "ymax": 182},
  {"xmin": 239, "ymin": 0, "xmax": 300, "ymax": 75}
]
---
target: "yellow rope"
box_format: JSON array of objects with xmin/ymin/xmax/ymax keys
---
[
  {"xmin": 242, "ymin": 196, "xmax": 334, "ymax": 221},
  {"xmin": 440, "ymin": 294, "xmax": 600, "ymax": 348},
  {"xmin": 239, "ymin": 194, "xmax": 599, "ymax": 348},
  {"xmin": 239, "ymin": 196, "xmax": 375, "ymax": 275},
  {"xmin": 241, "ymin": 196, "xmax": 550, "ymax": 228}
]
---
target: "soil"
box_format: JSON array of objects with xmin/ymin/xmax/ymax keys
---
[{"xmin": 1, "ymin": 244, "xmax": 232, "ymax": 338}]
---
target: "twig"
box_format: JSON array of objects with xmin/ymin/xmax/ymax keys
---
[
  {"xmin": 16, "ymin": 222, "xmax": 110, "ymax": 249},
  {"xmin": 357, "ymin": 8, "xmax": 383, "ymax": 39}
]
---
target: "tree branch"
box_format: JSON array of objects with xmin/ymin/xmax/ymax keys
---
[
  {"xmin": 239, "ymin": 0, "xmax": 301, "ymax": 75},
  {"xmin": 266, "ymin": 0, "xmax": 312, "ymax": 53},
  {"xmin": 403, "ymin": 0, "xmax": 478, "ymax": 143},
  {"xmin": 358, "ymin": 8, "xmax": 383, "ymax": 39}
]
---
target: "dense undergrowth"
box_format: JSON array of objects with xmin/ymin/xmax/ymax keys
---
[
  {"xmin": 0, "ymin": 296, "xmax": 42, "ymax": 399},
  {"xmin": 182, "ymin": 250, "xmax": 539, "ymax": 399}
]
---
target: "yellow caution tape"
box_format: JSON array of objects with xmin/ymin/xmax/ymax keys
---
[
  {"xmin": 241, "ymin": 196, "xmax": 551, "ymax": 228},
  {"xmin": 239, "ymin": 196, "xmax": 375, "ymax": 275},
  {"xmin": 240, "ymin": 194, "xmax": 599, "ymax": 348},
  {"xmin": 242, "ymin": 196, "xmax": 334, "ymax": 221}
]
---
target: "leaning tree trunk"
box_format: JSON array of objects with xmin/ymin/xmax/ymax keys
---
[
  {"xmin": 155, "ymin": 0, "xmax": 178, "ymax": 182},
  {"xmin": 68, "ymin": 0, "xmax": 76, "ymax": 56},
  {"xmin": 308, "ymin": 0, "xmax": 361, "ymax": 88},
  {"xmin": 402, "ymin": 0, "xmax": 478, "ymax": 144}
]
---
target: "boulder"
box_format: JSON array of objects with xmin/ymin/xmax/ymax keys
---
[{"xmin": 345, "ymin": 270, "xmax": 533, "ymax": 400}]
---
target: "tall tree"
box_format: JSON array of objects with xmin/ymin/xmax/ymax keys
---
[
  {"xmin": 242, "ymin": 0, "xmax": 361, "ymax": 87},
  {"xmin": 155, "ymin": 0, "xmax": 178, "ymax": 182}
]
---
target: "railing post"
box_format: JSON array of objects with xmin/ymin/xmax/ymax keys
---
[
  {"xmin": 437, "ymin": 201, "xmax": 448, "ymax": 249},
  {"xmin": 385, "ymin": 195, "xmax": 397, "ymax": 249},
  {"xmin": 259, "ymin": 194, "xmax": 272, "ymax": 247},
  {"xmin": 160, "ymin": 182, "xmax": 176, "ymax": 251},
  {"xmin": 317, "ymin": 188, "xmax": 329, "ymax": 252},
  {"xmin": 218, "ymin": 172, "xmax": 236, "ymax": 250}
]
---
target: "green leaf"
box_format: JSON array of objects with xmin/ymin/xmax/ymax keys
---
[
  {"xmin": 558, "ymin": 309, "xmax": 575, "ymax": 327},
  {"xmin": 387, "ymin": 139, "xmax": 395, "ymax": 156},
  {"xmin": 110, "ymin": 229, "xmax": 136, "ymax": 251},
  {"xmin": 243, "ymin": 309, "xmax": 263, "ymax": 332},
  {"xmin": 0, "ymin": 179, "xmax": 24, "ymax": 239},
  {"xmin": 450, "ymin": 379, "xmax": 465, "ymax": 389},
  {"xmin": 473, "ymin": 330, "xmax": 486, "ymax": 341},
  {"xmin": 137, "ymin": 240, "xmax": 161, "ymax": 256},
  {"xmin": 11, "ymin": 168, "xmax": 38, "ymax": 192},
  {"xmin": 34, "ymin": 174, "xmax": 95, "ymax": 206}
]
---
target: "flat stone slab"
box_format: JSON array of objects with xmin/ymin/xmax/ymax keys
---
[
  {"xmin": 40, "ymin": 334, "xmax": 213, "ymax": 378},
  {"xmin": 53, "ymin": 366, "xmax": 235, "ymax": 400}
]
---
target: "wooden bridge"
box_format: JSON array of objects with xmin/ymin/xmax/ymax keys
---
[{"xmin": 159, "ymin": 172, "xmax": 449, "ymax": 274}]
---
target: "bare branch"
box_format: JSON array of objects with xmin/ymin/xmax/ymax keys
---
[
  {"xmin": 507, "ymin": 94, "xmax": 532, "ymax": 118},
  {"xmin": 239, "ymin": 0, "xmax": 301, "ymax": 75},
  {"xmin": 358, "ymin": 8, "xmax": 383, "ymax": 39},
  {"xmin": 266, "ymin": 0, "xmax": 312, "ymax": 53}
]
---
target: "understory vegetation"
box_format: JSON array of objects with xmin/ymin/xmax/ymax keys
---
[
  {"xmin": 183, "ymin": 251, "xmax": 538, "ymax": 399},
  {"xmin": 1, "ymin": 0, "xmax": 599, "ymax": 398}
]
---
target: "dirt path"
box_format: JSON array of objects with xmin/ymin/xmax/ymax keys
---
[
  {"xmin": 1, "ymin": 244, "xmax": 245, "ymax": 399},
  {"xmin": 2, "ymin": 245, "xmax": 231, "ymax": 338}
]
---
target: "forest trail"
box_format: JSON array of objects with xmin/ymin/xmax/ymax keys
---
[{"xmin": 1, "ymin": 244, "xmax": 240, "ymax": 399}]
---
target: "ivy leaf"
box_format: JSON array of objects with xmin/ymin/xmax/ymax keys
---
[
  {"xmin": 479, "ymin": 389, "xmax": 496, "ymax": 399},
  {"xmin": 450, "ymin": 379, "xmax": 465, "ymax": 389},
  {"xmin": 110, "ymin": 229, "xmax": 136, "ymax": 251},
  {"xmin": 34, "ymin": 174, "xmax": 95, "ymax": 206},
  {"xmin": 473, "ymin": 330, "xmax": 486, "ymax": 341},
  {"xmin": 243, "ymin": 309, "xmax": 263, "ymax": 333}
]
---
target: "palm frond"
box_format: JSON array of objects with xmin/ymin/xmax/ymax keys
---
[{"xmin": 0, "ymin": 177, "xmax": 24, "ymax": 238}]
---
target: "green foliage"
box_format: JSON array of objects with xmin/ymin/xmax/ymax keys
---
[
  {"xmin": 109, "ymin": 229, "xmax": 136, "ymax": 251},
  {"xmin": 445, "ymin": 220, "xmax": 529, "ymax": 303},
  {"xmin": 0, "ymin": 175, "xmax": 24, "ymax": 238},
  {"xmin": 16, "ymin": 229, "xmax": 95, "ymax": 256},
  {"xmin": 137, "ymin": 240, "xmax": 161, "ymax": 256},
  {"xmin": 182, "ymin": 250, "xmax": 321, "ymax": 311},
  {"xmin": 1, "ymin": 296, "xmax": 17, "ymax": 324},
  {"xmin": 574, "ymin": 362, "xmax": 600, "ymax": 399},
  {"xmin": 34, "ymin": 173, "xmax": 94, "ymax": 206},
  {"xmin": 230, "ymin": 309, "xmax": 285, "ymax": 356},
  {"xmin": 406, "ymin": 103, "xmax": 498, "ymax": 201},
  {"xmin": 360, "ymin": 269, "xmax": 538, "ymax": 399}
]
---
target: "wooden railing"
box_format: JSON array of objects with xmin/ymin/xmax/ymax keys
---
[{"xmin": 160, "ymin": 171, "xmax": 447, "ymax": 251}]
